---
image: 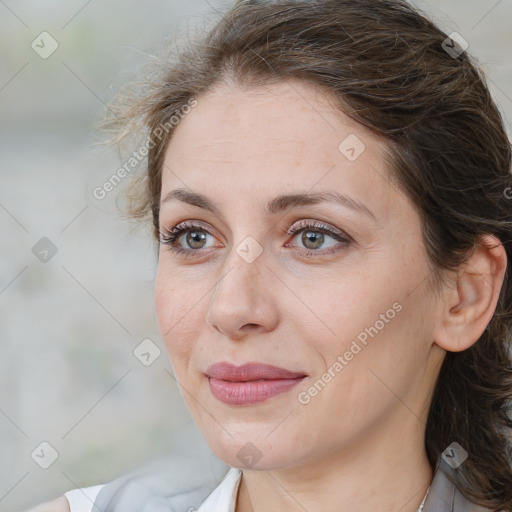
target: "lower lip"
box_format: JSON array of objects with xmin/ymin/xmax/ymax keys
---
[{"xmin": 208, "ymin": 377, "xmax": 305, "ymax": 405}]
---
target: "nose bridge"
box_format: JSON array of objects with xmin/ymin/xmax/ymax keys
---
[
  {"xmin": 210, "ymin": 235, "xmax": 265, "ymax": 305},
  {"xmin": 206, "ymin": 235, "xmax": 277, "ymax": 336}
]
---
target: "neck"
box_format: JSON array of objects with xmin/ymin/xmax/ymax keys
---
[{"xmin": 235, "ymin": 416, "xmax": 433, "ymax": 512}]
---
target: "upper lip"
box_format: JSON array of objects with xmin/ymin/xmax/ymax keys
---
[{"xmin": 205, "ymin": 362, "xmax": 307, "ymax": 382}]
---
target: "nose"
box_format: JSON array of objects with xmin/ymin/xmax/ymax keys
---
[{"xmin": 205, "ymin": 246, "xmax": 279, "ymax": 340}]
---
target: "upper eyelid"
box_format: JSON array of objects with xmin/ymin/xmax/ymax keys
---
[
  {"xmin": 167, "ymin": 219, "xmax": 221, "ymax": 237},
  {"xmin": 163, "ymin": 219, "xmax": 349, "ymax": 244},
  {"xmin": 285, "ymin": 219, "xmax": 351, "ymax": 239}
]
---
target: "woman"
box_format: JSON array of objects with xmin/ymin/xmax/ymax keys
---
[{"xmin": 29, "ymin": 0, "xmax": 512, "ymax": 510}]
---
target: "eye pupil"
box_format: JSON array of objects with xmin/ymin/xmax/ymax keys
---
[
  {"xmin": 302, "ymin": 230, "xmax": 324, "ymax": 249},
  {"xmin": 187, "ymin": 231, "xmax": 206, "ymax": 249}
]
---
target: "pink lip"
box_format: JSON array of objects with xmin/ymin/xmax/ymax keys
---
[{"xmin": 205, "ymin": 362, "xmax": 307, "ymax": 406}]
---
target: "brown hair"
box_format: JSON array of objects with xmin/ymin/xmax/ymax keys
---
[{"xmin": 102, "ymin": 0, "xmax": 512, "ymax": 508}]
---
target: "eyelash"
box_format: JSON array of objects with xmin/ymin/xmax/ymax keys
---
[{"xmin": 159, "ymin": 219, "xmax": 353, "ymax": 260}]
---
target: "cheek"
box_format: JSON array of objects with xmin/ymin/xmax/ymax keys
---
[
  {"xmin": 154, "ymin": 265, "xmax": 205, "ymax": 366},
  {"xmin": 297, "ymin": 269, "xmax": 393, "ymax": 344},
  {"xmin": 306, "ymin": 249, "xmax": 432, "ymax": 372}
]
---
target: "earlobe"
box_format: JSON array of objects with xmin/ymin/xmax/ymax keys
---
[{"xmin": 434, "ymin": 234, "xmax": 507, "ymax": 353}]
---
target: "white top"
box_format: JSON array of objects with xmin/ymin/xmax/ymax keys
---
[
  {"xmin": 64, "ymin": 485, "xmax": 105, "ymax": 512},
  {"xmin": 65, "ymin": 468, "xmax": 428, "ymax": 512},
  {"xmin": 197, "ymin": 467, "xmax": 242, "ymax": 511}
]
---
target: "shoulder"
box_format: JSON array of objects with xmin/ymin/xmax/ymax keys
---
[
  {"xmin": 427, "ymin": 460, "xmax": 494, "ymax": 512},
  {"xmin": 24, "ymin": 484, "xmax": 104, "ymax": 512},
  {"xmin": 24, "ymin": 496, "xmax": 70, "ymax": 512},
  {"xmin": 92, "ymin": 453, "xmax": 230, "ymax": 510}
]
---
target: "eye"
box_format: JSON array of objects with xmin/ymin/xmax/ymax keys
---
[
  {"xmin": 284, "ymin": 219, "xmax": 352, "ymax": 257},
  {"xmin": 159, "ymin": 218, "xmax": 352, "ymax": 260},
  {"xmin": 159, "ymin": 220, "xmax": 220, "ymax": 258}
]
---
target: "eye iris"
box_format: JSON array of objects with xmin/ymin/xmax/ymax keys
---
[
  {"xmin": 187, "ymin": 231, "xmax": 206, "ymax": 249},
  {"xmin": 302, "ymin": 230, "xmax": 324, "ymax": 249}
]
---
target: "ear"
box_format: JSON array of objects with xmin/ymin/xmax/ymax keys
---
[{"xmin": 434, "ymin": 234, "xmax": 508, "ymax": 352}]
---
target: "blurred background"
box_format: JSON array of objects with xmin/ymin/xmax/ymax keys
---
[{"xmin": 1, "ymin": 0, "xmax": 511, "ymax": 509}]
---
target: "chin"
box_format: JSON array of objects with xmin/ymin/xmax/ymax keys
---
[{"xmin": 197, "ymin": 420, "xmax": 303, "ymax": 471}]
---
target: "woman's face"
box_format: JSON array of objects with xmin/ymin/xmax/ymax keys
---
[{"xmin": 155, "ymin": 79, "xmax": 445, "ymax": 471}]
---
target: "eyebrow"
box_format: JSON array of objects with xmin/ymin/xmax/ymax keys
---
[{"xmin": 161, "ymin": 188, "xmax": 377, "ymax": 221}]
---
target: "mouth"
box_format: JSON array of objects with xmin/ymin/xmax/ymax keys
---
[{"xmin": 205, "ymin": 362, "xmax": 307, "ymax": 406}]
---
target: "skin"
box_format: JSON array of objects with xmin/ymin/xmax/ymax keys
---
[
  {"xmin": 25, "ymin": 497, "xmax": 69, "ymax": 512},
  {"xmin": 154, "ymin": 78, "xmax": 507, "ymax": 512}
]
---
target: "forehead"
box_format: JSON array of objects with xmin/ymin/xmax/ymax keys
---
[
  {"xmin": 168, "ymin": 79, "xmax": 357, "ymax": 159},
  {"xmin": 162, "ymin": 79, "xmax": 400, "ymax": 220}
]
